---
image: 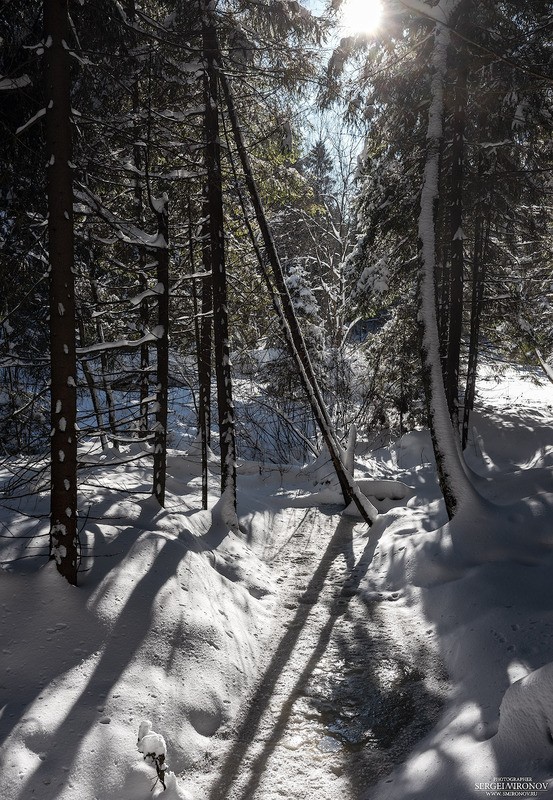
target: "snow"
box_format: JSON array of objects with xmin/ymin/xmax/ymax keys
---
[
  {"xmin": 151, "ymin": 193, "xmax": 169, "ymax": 215},
  {"xmin": 2, "ymin": 364, "xmax": 553, "ymax": 798},
  {"xmin": 15, "ymin": 107, "xmax": 46, "ymax": 136},
  {"xmin": 76, "ymin": 330, "xmax": 159, "ymax": 356},
  {"xmin": 0, "ymin": 74, "xmax": 31, "ymax": 91}
]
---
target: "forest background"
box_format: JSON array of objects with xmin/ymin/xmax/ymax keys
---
[
  {"xmin": 0, "ymin": 0, "xmax": 551, "ymax": 597},
  {"xmin": 1, "ymin": 2, "xmax": 553, "ymax": 799}
]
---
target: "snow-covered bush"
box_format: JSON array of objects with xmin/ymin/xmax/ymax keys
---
[
  {"xmin": 136, "ymin": 721, "xmax": 193, "ymax": 799},
  {"xmin": 137, "ymin": 720, "xmax": 168, "ymax": 790}
]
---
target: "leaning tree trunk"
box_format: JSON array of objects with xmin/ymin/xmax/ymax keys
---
[
  {"xmin": 202, "ymin": 8, "xmax": 237, "ymax": 516},
  {"xmin": 218, "ymin": 54, "xmax": 377, "ymax": 526},
  {"xmin": 416, "ymin": 1, "xmax": 475, "ymax": 519},
  {"xmin": 44, "ymin": 0, "xmax": 79, "ymax": 584}
]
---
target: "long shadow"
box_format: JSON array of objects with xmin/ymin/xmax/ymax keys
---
[
  {"xmin": 0, "ymin": 498, "xmax": 164, "ymax": 752},
  {"xmin": 12, "ymin": 533, "xmax": 188, "ymax": 800},
  {"xmin": 332, "ymin": 603, "xmax": 447, "ymax": 796},
  {"xmin": 208, "ymin": 513, "xmax": 382, "ymax": 800},
  {"xmin": 421, "ymin": 549, "xmax": 553, "ymax": 786}
]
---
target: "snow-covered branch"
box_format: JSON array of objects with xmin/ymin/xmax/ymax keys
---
[
  {"xmin": 74, "ymin": 188, "xmax": 168, "ymax": 249},
  {"xmin": 0, "ymin": 74, "xmax": 31, "ymax": 91}
]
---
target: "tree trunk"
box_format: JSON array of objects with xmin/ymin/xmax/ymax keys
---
[
  {"xmin": 199, "ymin": 218, "xmax": 213, "ymax": 511},
  {"xmin": 445, "ymin": 14, "xmax": 469, "ymax": 430},
  {"xmin": 88, "ymin": 259, "xmax": 119, "ymax": 446},
  {"xmin": 462, "ymin": 210, "xmax": 489, "ymax": 449},
  {"xmin": 127, "ymin": 0, "xmax": 150, "ymax": 439},
  {"xmin": 77, "ymin": 315, "xmax": 108, "ymax": 450},
  {"xmin": 416, "ymin": 4, "xmax": 474, "ymax": 520},
  {"xmin": 190, "ymin": 202, "xmax": 212, "ymax": 511},
  {"xmin": 44, "ymin": 0, "xmax": 79, "ymax": 584},
  {"xmin": 202, "ymin": 9, "xmax": 237, "ymax": 516},
  {"xmin": 218, "ymin": 51, "xmax": 378, "ymax": 526},
  {"xmin": 152, "ymin": 196, "xmax": 169, "ymax": 507}
]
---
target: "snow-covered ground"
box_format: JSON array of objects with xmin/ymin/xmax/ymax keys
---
[{"xmin": 2, "ymin": 362, "xmax": 553, "ymax": 799}]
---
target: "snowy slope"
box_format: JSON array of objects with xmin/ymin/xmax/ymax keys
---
[
  {"xmin": 1, "ymin": 362, "xmax": 553, "ymax": 799},
  {"xmin": 365, "ymin": 363, "xmax": 553, "ymax": 799}
]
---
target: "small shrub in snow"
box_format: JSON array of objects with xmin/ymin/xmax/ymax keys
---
[{"xmin": 137, "ymin": 720, "xmax": 167, "ymax": 790}]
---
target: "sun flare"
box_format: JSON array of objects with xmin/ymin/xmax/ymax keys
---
[{"xmin": 340, "ymin": 0, "xmax": 383, "ymax": 35}]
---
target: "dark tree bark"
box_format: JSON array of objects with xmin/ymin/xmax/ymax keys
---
[
  {"xmin": 199, "ymin": 217, "xmax": 213, "ymax": 511},
  {"xmin": 445, "ymin": 15, "xmax": 469, "ymax": 430},
  {"xmin": 190, "ymin": 202, "xmax": 212, "ymax": 511},
  {"xmin": 462, "ymin": 209, "xmax": 490, "ymax": 450},
  {"xmin": 77, "ymin": 315, "xmax": 108, "ymax": 450},
  {"xmin": 218, "ymin": 50, "xmax": 378, "ymax": 526},
  {"xmin": 202, "ymin": 9, "xmax": 237, "ymax": 513},
  {"xmin": 152, "ymin": 196, "xmax": 169, "ymax": 507},
  {"xmin": 44, "ymin": 0, "xmax": 79, "ymax": 584},
  {"xmin": 127, "ymin": 0, "xmax": 150, "ymax": 439}
]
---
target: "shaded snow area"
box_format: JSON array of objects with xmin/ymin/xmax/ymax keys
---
[{"xmin": 2, "ymin": 363, "xmax": 553, "ymax": 798}]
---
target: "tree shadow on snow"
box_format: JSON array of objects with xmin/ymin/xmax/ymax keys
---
[
  {"xmin": 11, "ymin": 532, "xmax": 189, "ymax": 800},
  {"xmin": 207, "ymin": 513, "xmax": 385, "ymax": 800}
]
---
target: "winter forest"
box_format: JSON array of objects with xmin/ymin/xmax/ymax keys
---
[{"xmin": 1, "ymin": 0, "xmax": 553, "ymax": 798}]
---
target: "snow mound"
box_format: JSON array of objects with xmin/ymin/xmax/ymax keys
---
[{"xmin": 494, "ymin": 662, "xmax": 553, "ymax": 774}]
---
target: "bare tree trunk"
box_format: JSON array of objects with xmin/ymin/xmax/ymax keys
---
[
  {"xmin": 462, "ymin": 210, "xmax": 489, "ymax": 449},
  {"xmin": 44, "ymin": 0, "xmax": 79, "ymax": 584},
  {"xmin": 202, "ymin": 9, "xmax": 237, "ymax": 515},
  {"xmin": 77, "ymin": 315, "xmax": 108, "ymax": 450},
  {"xmin": 88, "ymin": 261, "xmax": 119, "ymax": 446},
  {"xmin": 127, "ymin": 0, "xmax": 150, "ymax": 438},
  {"xmin": 445, "ymin": 15, "xmax": 469, "ymax": 430},
  {"xmin": 199, "ymin": 214, "xmax": 213, "ymax": 511},
  {"xmin": 152, "ymin": 197, "xmax": 169, "ymax": 507},
  {"xmin": 218, "ymin": 52, "xmax": 378, "ymax": 526},
  {"xmin": 189, "ymin": 203, "xmax": 212, "ymax": 510}
]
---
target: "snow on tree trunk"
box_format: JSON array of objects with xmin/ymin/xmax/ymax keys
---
[
  {"xmin": 416, "ymin": 0, "xmax": 475, "ymax": 519},
  {"xmin": 44, "ymin": 0, "xmax": 79, "ymax": 585},
  {"xmin": 344, "ymin": 423, "xmax": 357, "ymax": 475},
  {"xmin": 199, "ymin": 202, "xmax": 213, "ymax": 511}
]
